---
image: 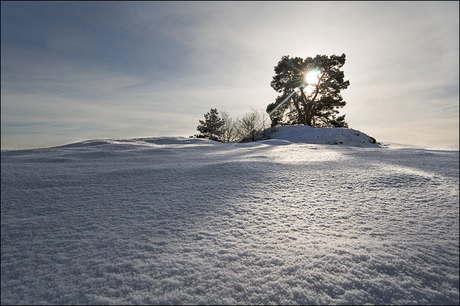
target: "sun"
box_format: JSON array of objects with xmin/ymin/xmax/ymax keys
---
[
  {"xmin": 305, "ymin": 69, "xmax": 320, "ymax": 84},
  {"xmin": 303, "ymin": 68, "xmax": 320, "ymax": 95}
]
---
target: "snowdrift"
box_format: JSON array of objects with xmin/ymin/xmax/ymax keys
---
[{"xmin": 262, "ymin": 125, "xmax": 377, "ymax": 146}]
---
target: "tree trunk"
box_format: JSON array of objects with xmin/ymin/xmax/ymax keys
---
[
  {"xmin": 292, "ymin": 94, "xmax": 304, "ymax": 124},
  {"xmin": 305, "ymin": 81, "xmax": 322, "ymax": 127},
  {"xmin": 300, "ymin": 88, "xmax": 313, "ymax": 126}
]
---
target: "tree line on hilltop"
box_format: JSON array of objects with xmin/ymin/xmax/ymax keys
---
[
  {"xmin": 192, "ymin": 53, "xmax": 350, "ymax": 143},
  {"xmin": 193, "ymin": 107, "xmax": 271, "ymax": 143}
]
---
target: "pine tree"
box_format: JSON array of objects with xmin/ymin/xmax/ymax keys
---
[
  {"xmin": 267, "ymin": 54, "xmax": 350, "ymax": 128},
  {"xmin": 195, "ymin": 108, "xmax": 225, "ymax": 141}
]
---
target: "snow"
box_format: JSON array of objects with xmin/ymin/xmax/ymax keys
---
[
  {"xmin": 1, "ymin": 126, "xmax": 459, "ymax": 305},
  {"xmin": 264, "ymin": 125, "xmax": 377, "ymax": 146}
]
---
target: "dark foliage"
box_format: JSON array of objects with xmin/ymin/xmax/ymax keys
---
[
  {"xmin": 267, "ymin": 54, "xmax": 350, "ymax": 128},
  {"xmin": 194, "ymin": 108, "xmax": 225, "ymax": 141}
]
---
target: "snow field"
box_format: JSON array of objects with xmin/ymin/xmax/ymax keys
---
[{"xmin": 1, "ymin": 134, "xmax": 459, "ymax": 304}]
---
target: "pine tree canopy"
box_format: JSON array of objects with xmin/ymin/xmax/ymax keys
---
[
  {"xmin": 267, "ymin": 53, "xmax": 350, "ymax": 128},
  {"xmin": 196, "ymin": 108, "xmax": 225, "ymax": 141}
]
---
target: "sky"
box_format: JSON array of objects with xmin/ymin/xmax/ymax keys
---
[{"xmin": 1, "ymin": 1, "xmax": 459, "ymax": 150}]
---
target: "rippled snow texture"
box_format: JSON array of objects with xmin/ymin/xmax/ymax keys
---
[{"xmin": 1, "ymin": 137, "xmax": 459, "ymax": 304}]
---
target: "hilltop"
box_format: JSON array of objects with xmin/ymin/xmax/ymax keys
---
[{"xmin": 259, "ymin": 125, "xmax": 378, "ymax": 146}]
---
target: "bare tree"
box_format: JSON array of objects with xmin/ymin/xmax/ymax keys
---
[
  {"xmin": 259, "ymin": 108, "xmax": 271, "ymax": 138},
  {"xmin": 220, "ymin": 111, "xmax": 238, "ymax": 143},
  {"xmin": 235, "ymin": 107, "xmax": 268, "ymax": 142}
]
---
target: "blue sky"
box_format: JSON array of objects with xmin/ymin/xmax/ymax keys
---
[{"xmin": 1, "ymin": 1, "xmax": 459, "ymax": 149}]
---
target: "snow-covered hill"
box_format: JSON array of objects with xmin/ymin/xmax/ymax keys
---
[
  {"xmin": 263, "ymin": 125, "xmax": 377, "ymax": 146},
  {"xmin": 1, "ymin": 132, "xmax": 458, "ymax": 304}
]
